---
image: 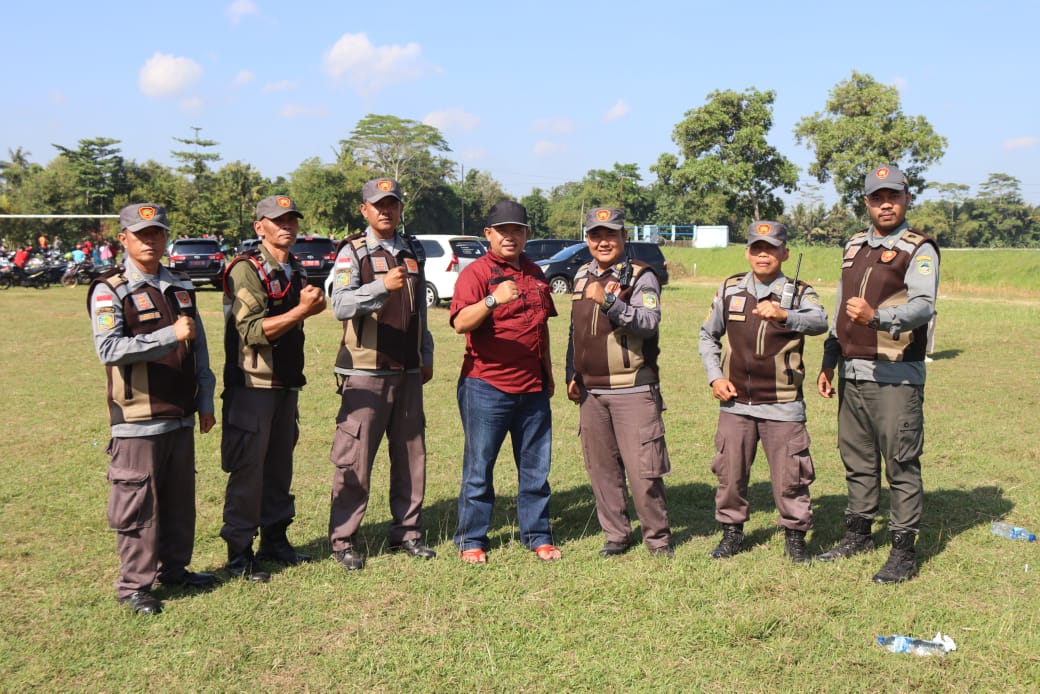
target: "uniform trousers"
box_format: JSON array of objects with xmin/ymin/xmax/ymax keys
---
[
  {"xmin": 578, "ymin": 388, "xmax": 671, "ymax": 549},
  {"xmin": 328, "ymin": 371, "xmax": 426, "ymax": 551},
  {"xmin": 837, "ymin": 378, "xmax": 924, "ymax": 532},
  {"xmin": 220, "ymin": 386, "xmax": 299, "ymax": 553},
  {"xmin": 711, "ymin": 411, "xmax": 814, "ymax": 531},
  {"xmin": 106, "ymin": 427, "xmax": 196, "ymax": 598}
]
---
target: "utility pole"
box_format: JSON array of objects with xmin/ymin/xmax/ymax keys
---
[{"xmin": 460, "ymin": 163, "xmax": 465, "ymax": 234}]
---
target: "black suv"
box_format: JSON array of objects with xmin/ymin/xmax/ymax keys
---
[
  {"xmin": 290, "ymin": 236, "xmax": 338, "ymax": 289},
  {"xmin": 168, "ymin": 238, "xmax": 226, "ymax": 288},
  {"xmin": 524, "ymin": 238, "xmax": 579, "ymax": 262},
  {"xmin": 535, "ymin": 242, "xmax": 669, "ymax": 294}
]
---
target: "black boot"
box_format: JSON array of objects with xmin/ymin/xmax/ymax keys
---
[
  {"xmin": 709, "ymin": 523, "xmax": 745, "ymax": 559},
  {"xmin": 784, "ymin": 528, "xmax": 811, "ymax": 564},
  {"xmin": 225, "ymin": 547, "xmax": 271, "ymax": 583},
  {"xmin": 257, "ymin": 521, "xmax": 312, "ymax": 566},
  {"xmin": 872, "ymin": 530, "xmax": 919, "ymax": 584},
  {"xmin": 816, "ymin": 515, "xmax": 875, "ymax": 561}
]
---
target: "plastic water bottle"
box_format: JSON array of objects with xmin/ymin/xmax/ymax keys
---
[
  {"xmin": 877, "ymin": 635, "xmax": 948, "ymax": 657},
  {"xmin": 991, "ymin": 522, "xmax": 1037, "ymax": 542}
]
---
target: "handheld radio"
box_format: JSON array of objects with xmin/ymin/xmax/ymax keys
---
[{"xmin": 779, "ymin": 253, "xmax": 803, "ymax": 310}]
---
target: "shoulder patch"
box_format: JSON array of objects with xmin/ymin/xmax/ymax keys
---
[{"xmin": 643, "ymin": 293, "xmax": 658, "ymax": 309}]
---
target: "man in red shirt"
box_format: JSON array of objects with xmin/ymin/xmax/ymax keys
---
[{"xmin": 450, "ymin": 201, "xmax": 560, "ymax": 564}]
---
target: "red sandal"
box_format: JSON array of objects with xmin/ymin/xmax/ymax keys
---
[
  {"xmin": 534, "ymin": 544, "xmax": 561, "ymax": 562},
  {"xmin": 460, "ymin": 548, "xmax": 487, "ymax": 564}
]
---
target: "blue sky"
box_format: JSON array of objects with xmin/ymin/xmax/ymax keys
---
[{"xmin": 4, "ymin": 1, "xmax": 1038, "ymax": 205}]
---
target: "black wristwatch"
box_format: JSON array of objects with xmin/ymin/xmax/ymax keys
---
[
  {"xmin": 484, "ymin": 294, "xmax": 497, "ymax": 309},
  {"xmin": 867, "ymin": 314, "xmax": 881, "ymax": 330},
  {"xmin": 601, "ymin": 293, "xmax": 617, "ymax": 310}
]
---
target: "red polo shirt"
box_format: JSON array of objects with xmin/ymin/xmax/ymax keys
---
[{"xmin": 450, "ymin": 252, "xmax": 557, "ymax": 393}]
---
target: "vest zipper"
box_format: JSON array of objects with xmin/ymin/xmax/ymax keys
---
[
  {"xmin": 122, "ymin": 366, "xmax": 133, "ymax": 400},
  {"xmin": 621, "ymin": 335, "xmax": 631, "ymax": 369},
  {"xmin": 858, "ymin": 265, "xmax": 873, "ymax": 297}
]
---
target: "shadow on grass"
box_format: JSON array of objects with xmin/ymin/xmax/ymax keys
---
[
  {"xmin": 807, "ymin": 484, "xmax": 1012, "ymax": 564},
  {"xmin": 929, "ymin": 348, "xmax": 963, "ymax": 361}
]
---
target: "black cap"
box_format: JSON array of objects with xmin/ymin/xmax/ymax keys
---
[{"xmin": 486, "ymin": 200, "xmax": 529, "ymax": 228}]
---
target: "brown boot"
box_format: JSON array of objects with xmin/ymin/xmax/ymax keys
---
[
  {"xmin": 871, "ymin": 530, "xmax": 919, "ymax": 584},
  {"xmin": 816, "ymin": 515, "xmax": 875, "ymax": 561}
]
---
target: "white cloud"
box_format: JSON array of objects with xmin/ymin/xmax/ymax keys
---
[
  {"xmin": 532, "ymin": 117, "xmax": 575, "ymax": 135},
  {"xmin": 280, "ymin": 103, "xmax": 330, "ymax": 119},
  {"xmin": 604, "ymin": 99, "xmax": 631, "ymax": 122},
  {"xmin": 533, "ymin": 140, "xmax": 565, "ymax": 157},
  {"xmin": 263, "ymin": 80, "xmax": 299, "ymax": 93},
  {"xmin": 323, "ymin": 33, "xmax": 435, "ymax": 93},
  {"xmin": 139, "ymin": 52, "xmax": 202, "ymax": 97},
  {"xmin": 424, "ymin": 108, "xmax": 480, "ymax": 133},
  {"xmin": 49, "ymin": 90, "xmax": 65, "ymax": 105},
  {"xmin": 1003, "ymin": 136, "xmax": 1040, "ymax": 151},
  {"xmin": 232, "ymin": 70, "xmax": 255, "ymax": 87},
  {"xmin": 225, "ymin": 0, "xmax": 258, "ymax": 24}
]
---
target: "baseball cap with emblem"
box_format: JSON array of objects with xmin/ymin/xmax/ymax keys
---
[
  {"xmin": 119, "ymin": 203, "xmax": 170, "ymax": 233},
  {"xmin": 864, "ymin": 165, "xmax": 909, "ymax": 195},
  {"xmin": 255, "ymin": 195, "xmax": 304, "ymax": 221},
  {"xmin": 746, "ymin": 220, "xmax": 788, "ymax": 247},
  {"xmin": 585, "ymin": 207, "xmax": 625, "ymax": 232},
  {"xmin": 486, "ymin": 200, "xmax": 529, "ymax": 228},
  {"xmin": 362, "ymin": 178, "xmax": 403, "ymax": 204}
]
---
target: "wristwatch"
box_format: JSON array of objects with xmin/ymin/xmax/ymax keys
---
[
  {"xmin": 867, "ymin": 314, "xmax": 881, "ymax": 330},
  {"xmin": 601, "ymin": 293, "xmax": 617, "ymax": 310},
  {"xmin": 484, "ymin": 294, "xmax": 497, "ymax": 309}
]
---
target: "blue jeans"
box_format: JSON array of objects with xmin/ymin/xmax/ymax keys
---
[{"xmin": 454, "ymin": 377, "xmax": 554, "ymax": 552}]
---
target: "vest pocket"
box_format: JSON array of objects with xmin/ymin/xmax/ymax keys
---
[
  {"xmin": 106, "ymin": 464, "xmax": 152, "ymax": 531},
  {"xmin": 330, "ymin": 416, "xmax": 363, "ymax": 469}
]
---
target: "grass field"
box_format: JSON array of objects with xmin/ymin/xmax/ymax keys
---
[{"xmin": 1, "ymin": 247, "xmax": 1038, "ymax": 691}]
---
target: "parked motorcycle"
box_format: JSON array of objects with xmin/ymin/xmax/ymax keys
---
[
  {"xmin": 0, "ymin": 260, "xmax": 51, "ymax": 289},
  {"xmin": 61, "ymin": 261, "xmax": 101, "ymax": 287}
]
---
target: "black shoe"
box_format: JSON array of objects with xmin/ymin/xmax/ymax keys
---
[
  {"xmin": 872, "ymin": 530, "xmax": 919, "ymax": 584},
  {"xmin": 118, "ymin": 590, "xmax": 163, "ymax": 615},
  {"xmin": 333, "ymin": 547, "xmax": 366, "ymax": 571},
  {"xmin": 257, "ymin": 523, "xmax": 312, "ymax": 566},
  {"xmin": 390, "ymin": 538, "xmax": 436, "ymax": 560},
  {"xmin": 225, "ymin": 549, "xmax": 271, "ymax": 583},
  {"xmin": 598, "ymin": 540, "xmax": 631, "ymax": 557},
  {"xmin": 648, "ymin": 545, "xmax": 674, "ymax": 558},
  {"xmin": 817, "ymin": 515, "xmax": 875, "ymax": 562},
  {"xmin": 709, "ymin": 523, "xmax": 745, "ymax": 559},
  {"xmin": 256, "ymin": 543, "xmax": 312, "ymax": 566},
  {"xmin": 160, "ymin": 571, "xmax": 217, "ymax": 588},
  {"xmin": 784, "ymin": 529, "xmax": 811, "ymax": 564}
]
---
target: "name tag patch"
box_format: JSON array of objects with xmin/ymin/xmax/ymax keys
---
[
  {"xmin": 132, "ymin": 293, "xmax": 155, "ymax": 311},
  {"xmin": 174, "ymin": 290, "xmax": 192, "ymax": 309},
  {"xmin": 371, "ymin": 257, "xmax": 390, "ymax": 273},
  {"xmin": 404, "ymin": 258, "xmax": 419, "ymax": 274},
  {"xmin": 728, "ymin": 296, "xmax": 747, "ymax": 314}
]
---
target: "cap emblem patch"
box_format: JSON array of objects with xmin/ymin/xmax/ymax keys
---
[
  {"xmin": 756, "ymin": 223, "xmax": 771, "ymax": 235},
  {"xmin": 596, "ymin": 210, "xmax": 611, "ymax": 221},
  {"xmin": 875, "ymin": 167, "xmax": 890, "ymax": 179},
  {"xmin": 139, "ymin": 206, "xmax": 155, "ymax": 220},
  {"xmin": 377, "ymin": 179, "xmax": 393, "ymax": 192},
  {"xmin": 277, "ymin": 196, "xmax": 292, "ymax": 208}
]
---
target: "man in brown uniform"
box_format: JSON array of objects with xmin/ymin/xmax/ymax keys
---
[
  {"xmin": 327, "ymin": 178, "xmax": 435, "ymax": 571},
  {"xmin": 566, "ymin": 207, "xmax": 673, "ymax": 558},
  {"xmin": 221, "ymin": 195, "xmax": 326, "ymax": 581},
  {"xmin": 89, "ymin": 203, "xmax": 216, "ymax": 615}
]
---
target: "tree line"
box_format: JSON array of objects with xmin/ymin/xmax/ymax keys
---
[{"xmin": 1, "ymin": 71, "xmax": 1037, "ymax": 250}]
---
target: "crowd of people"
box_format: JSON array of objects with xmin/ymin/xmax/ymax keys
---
[{"xmin": 87, "ymin": 164, "xmax": 939, "ymax": 615}]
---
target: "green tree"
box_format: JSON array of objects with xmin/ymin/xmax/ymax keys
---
[
  {"xmin": 962, "ymin": 173, "xmax": 1036, "ymax": 247},
  {"xmin": 212, "ymin": 161, "xmax": 270, "ymax": 242},
  {"xmin": 520, "ymin": 189, "xmax": 551, "ymax": 238},
  {"xmin": 339, "ymin": 114, "xmax": 455, "ymax": 231},
  {"xmin": 289, "ymin": 157, "xmax": 364, "ymax": 238},
  {"xmin": 794, "ymin": 71, "xmax": 947, "ymax": 214},
  {"xmin": 51, "ymin": 137, "xmax": 128, "ymax": 214},
  {"xmin": 459, "ymin": 168, "xmax": 509, "ymax": 236},
  {"xmin": 170, "ymin": 127, "xmax": 223, "ymax": 236},
  {"xmin": 654, "ymin": 87, "xmax": 798, "ymax": 234}
]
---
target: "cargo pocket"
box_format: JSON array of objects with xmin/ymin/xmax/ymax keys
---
[
  {"xmin": 709, "ymin": 431, "xmax": 727, "ymax": 483},
  {"xmin": 330, "ymin": 415, "xmax": 363, "ymax": 469},
  {"xmin": 106, "ymin": 464, "xmax": 152, "ymax": 531},
  {"xmin": 221, "ymin": 406, "xmax": 258, "ymax": 473},
  {"xmin": 784, "ymin": 428, "xmax": 816, "ymax": 493},
  {"xmin": 638, "ymin": 417, "xmax": 670, "ymax": 478},
  {"xmin": 894, "ymin": 413, "xmax": 924, "ymax": 463}
]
